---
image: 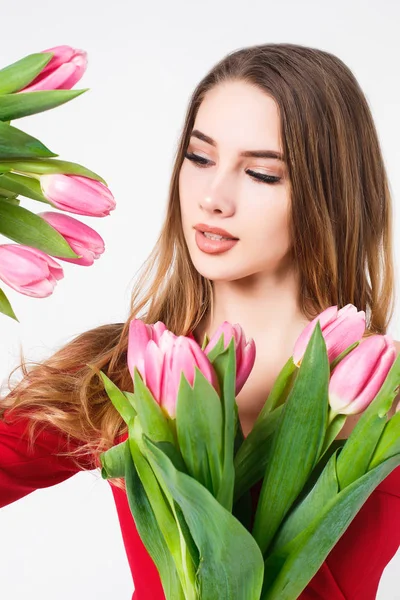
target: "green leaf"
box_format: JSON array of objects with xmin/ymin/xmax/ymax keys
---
[
  {"xmin": 260, "ymin": 453, "xmax": 400, "ymax": 600},
  {"xmin": 368, "ymin": 409, "xmax": 400, "ymax": 469},
  {"xmin": 233, "ymin": 400, "xmax": 245, "ymax": 458},
  {"xmin": 256, "ymin": 356, "xmax": 297, "ymax": 419},
  {"xmin": 317, "ymin": 413, "xmax": 347, "ymax": 461},
  {"xmin": 142, "ymin": 433, "xmax": 265, "ymax": 600},
  {"xmin": 0, "ymin": 158, "xmax": 107, "ymax": 185},
  {"xmin": 0, "ymin": 195, "xmax": 20, "ymax": 205},
  {"xmin": 207, "ymin": 337, "xmax": 238, "ymax": 511},
  {"xmin": 329, "ymin": 341, "xmax": 360, "ymax": 371},
  {"xmin": 176, "ymin": 366, "xmax": 224, "ymax": 499},
  {"xmin": 124, "ymin": 433, "xmax": 186, "ymax": 600},
  {"xmin": 201, "ymin": 332, "xmax": 209, "ymax": 351},
  {"xmin": 335, "ymin": 352, "xmax": 400, "ymax": 489},
  {"xmin": 0, "ymin": 120, "xmax": 57, "ymax": 159},
  {"xmin": 129, "ymin": 419, "xmax": 197, "ymax": 598},
  {"xmin": 290, "ymin": 439, "xmax": 346, "ymax": 513},
  {"xmin": 0, "ymin": 89, "xmax": 89, "ymax": 121},
  {"xmin": 232, "ymin": 486, "xmax": 253, "ymax": 532},
  {"xmin": 0, "ymin": 172, "xmax": 50, "ymax": 203},
  {"xmin": 100, "ymin": 440, "xmax": 128, "ymax": 479},
  {"xmin": 0, "ymin": 184, "xmax": 18, "ymax": 199},
  {"xmin": 335, "ymin": 413, "xmax": 387, "ymax": 489},
  {"xmin": 97, "ymin": 370, "xmax": 137, "ymax": 425},
  {"xmin": 252, "ymin": 322, "xmax": 330, "ymax": 556},
  {"xmin": 204, "ymin": 332, "xmax": 226, "ymax": 362},
  {"xmin": 0, "ymin": 287, "xmax": 18, "ymax": 321},
  {"xmin": 132, "ymin": 367, "xmax": 176, "ymax": 447},
  {"xmin": 0, "ymin": 201, "xmax": 79, "ymax": 258},
  {"xmin": 0, "ymin": 52, "xmax": 53, "ymax": 95},
  {"xmin": 267, "ymin": 448, "xmax": 341, "ymax": 555},
  {"xmin": 233, "ymin": 404, "xmax": 284, "ymax": 503}
]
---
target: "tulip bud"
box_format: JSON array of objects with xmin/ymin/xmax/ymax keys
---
[
  {"xmin": 329, "ymin": 334, "xmax": 396, "ymax": 415},
  {"xmin": 204, "ymin": 321, "xmax": 256, "ymax": 395},
  {"xmin": 38, "ymin": 211, "xmax": 105, "ymax": 266},
  {"xmin": 19, "ymin": 45, "xmax": 87, "ymax": 92},
  {"xmin": 127, "ymin": 319, "xmax": 219, "ymax": 419},
  {"xmin": 39, "ymin": 174, "xmax": 116, "ymax": 217},
  {"xmin": 0, "ymin": 244, "xmax": 63, "ymax": 297},
  {"xmin": 292, "ymin": 304, "xmax": 366, "ymax": 367}
]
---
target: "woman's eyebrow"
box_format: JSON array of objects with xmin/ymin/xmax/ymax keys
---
[{"xmin": 190, "ymin": 129, "xmax": 285, "ymax": 162}]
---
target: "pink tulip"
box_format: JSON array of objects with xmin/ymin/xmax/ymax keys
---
[
  {"xmin": 19, "ymin": 45, "xmax": 87, "ymax": 92},
  {"xmin": 329, "ymin": 334, "xmax": 396, "ymax": 415},
  {"xmin": 0, "ymin": 244, "xmax": 63, "ymax": 298},
  {"xmin": 292, "ymin": 304, "xmax": 366, "ymax": 367},
  {"xmin": 39, "ymin": 174, "xmax": 116, "ymax": 217},
  {"xmin": 127, "ymin": 319, "xmax": 220, "ymax": 419},
  {"xmin": 38, "ymin": 211, "xmax": 105, "ymax": 266},
  {"xmin": 203, "ymin": 321, "xmax": 256, "ymax": 395}
]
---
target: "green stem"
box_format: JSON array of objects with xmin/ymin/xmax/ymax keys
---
[{"xmin": 327, "ymin": 408, "xmax": 338, "ymax": 427}]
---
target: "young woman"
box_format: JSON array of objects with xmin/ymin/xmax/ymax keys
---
[{"xmin": 1, "ymin": 42, "xmax": 399, "ymax": 599}]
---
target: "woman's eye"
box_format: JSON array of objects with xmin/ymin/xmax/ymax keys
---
[
  {"xmin": 185, "ymin": 151, "xmax": 210, "ymax": 167},
  {"xmin": 184, "ymin": 151, "xmax": 281, "ymax": 185},
  {"xmin": 245, "ymin": 169, "xmax": 281, "ymax": 185}
]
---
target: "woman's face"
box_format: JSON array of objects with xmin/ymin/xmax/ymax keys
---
[{"xmin": 179, "ymin": 80, "xmax": 293, "ymax": 283}]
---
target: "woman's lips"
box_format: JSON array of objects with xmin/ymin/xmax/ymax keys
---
[{"xmin": 195, "ymin": 230, "xmax": 239, "ymax": 254}]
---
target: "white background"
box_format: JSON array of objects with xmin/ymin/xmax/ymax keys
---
[{"xmin": 0, "ymin": 0, "xmax": 399, "ymax": 598}]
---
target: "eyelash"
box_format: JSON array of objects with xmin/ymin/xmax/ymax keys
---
[{"xmin": 184, "ymin": 151, "xmax": 281, "ymax": 185}]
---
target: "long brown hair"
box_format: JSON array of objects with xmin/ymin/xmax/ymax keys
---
[{"xmin": 0, "ymin": 43, "xmax": 396, "ymax": 490}]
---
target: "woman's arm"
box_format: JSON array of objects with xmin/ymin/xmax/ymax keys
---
[{"xmin": 0, "ymin": 412, "xmax": 98, "ymax": 508}]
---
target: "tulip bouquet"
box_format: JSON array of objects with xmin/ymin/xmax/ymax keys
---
[
  {"xmin": 97, "ymin": 305, "xmax": 400, "ymax": 600},
  {"xmin": 0, "ymin": 45, "xmax": 115, "ymax": 321}
]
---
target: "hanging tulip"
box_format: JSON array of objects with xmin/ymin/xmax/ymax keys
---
[
  {"xmin": 38, "ymin": 211, "xmax": 105, "ymax": 266},
  {"xmin": 19, "ymin": 45, "xmax": 87, "ymax": 92},
  {"xmin": 39, "ymin": 173, "xmax": 116, "ymax": 217},
  {"xmin": 0, "ymin": 244, "xmax": 63, "ymax": 297}
]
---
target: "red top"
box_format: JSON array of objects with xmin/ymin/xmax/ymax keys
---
[{"xmin": 1, "ymin": 414, "xmax": 399, "ymax": 599}]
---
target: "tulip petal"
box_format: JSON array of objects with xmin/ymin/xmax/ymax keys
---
[
  {"xmin": 292, "ymin": 306, "xmax": 339, "ymax": 366},
  {"xmin": 323, "ymin": 308, "xmax": 366, "ymax": 362},
  {"xmin": 20, "ymin": 46, "xmax": 87, "ymax": 92},
  {"xmin": 160, "ymin": 344, "xmax": 178, "ymax": 417},
  {"xmin": 40, "ymin": 174, "xmax": 115, "ymax": 217},
  {"xmin": 187, "ymin": 337, "xmax": 218, "ymax": 390},
  {"xmin": 128, "ymin": 319, "xmax": 152, "ymax": 381},
  {"xmin": 158, "ymin": 330, "xmax": 176, "ymax": 355},
  {"xmin": 40, "ymin": 45, "xmax": 76, "ymax": 74},
  {"xmin": 151, "ymin": 321, "xmax": 168, "ymax": 344},
  {"xmin": 204, "ymin": 322, "xmax": 228, "ymax": 353},
  {"xmin": 72, "ymin": 175, "xmax": 116, "ymax": 204},
  {"xmin": 38, "ymin": 211, "xmax": 105, "ymax": 249},
  {"xmin": 0, "ymin": 244, "xmax": 63, "ymax": 298},
  {"xmin": 236, "ymin": 338, "xmax": 256, "ymax": 394},
  {"xmin": 21, "ymin": 63, "xmax": 77, "ymax": 92},
  {"xmin": 56, "ymin": 54, "xmax": 87, "ymax": 89},
  {"xmin": 55, "ymin": 239, "xmax": 93, "ymax": 266},
  {"xmin": 161, "ymin": 338, "xmax": 192, "ymax": 418},
  {"xmin": 329, "ymin": 336, "xmax": 387, "ymax": 412},
  {"xmin": 144, "ymin": 340, "xmax": 165, "ymax": 405},
  {"xmin": 232, "ymin": 324, "xmax": 244, "ymax": 365},
  {"xmin": 21, "ymin": 277, "xmax": 56, "ymax": 297},
  {"xmin": 339, "ymin": 340, "xmax": 396, "ymax": 415}
]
